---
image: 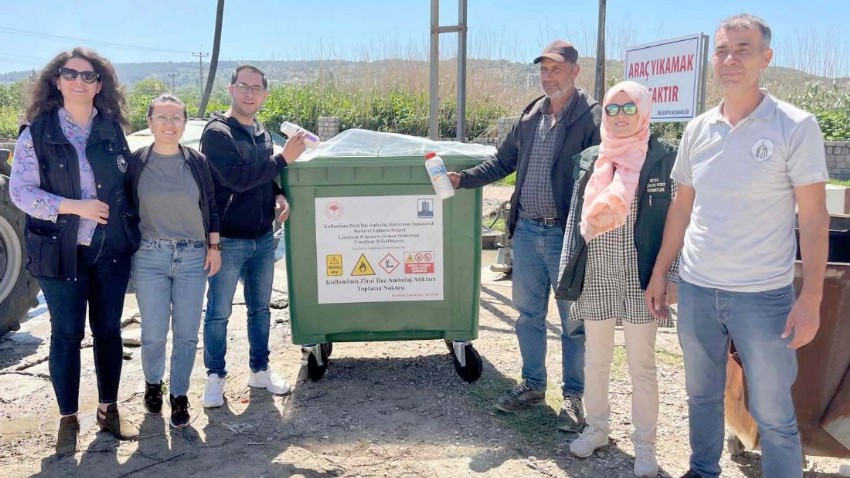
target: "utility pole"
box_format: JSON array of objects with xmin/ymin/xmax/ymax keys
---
[
  {"xmin": 594, "ymin": 0, "xmax": 607, "ymax": 101},
  {"xmin": 193, "ymin": 52, "xmax": 209, "ymax": 96},
  {"xmin": 166, "ymin": 72, "xmax": 179, "ymax": 92},
  {"xmin": 428, "ymin": 0, "xmax": 469, "ymax": 141}
]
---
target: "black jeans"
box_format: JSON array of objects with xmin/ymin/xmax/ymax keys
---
[{"xmin": 39, "ymin": 232, "xmax": 131, "ymax": 415}]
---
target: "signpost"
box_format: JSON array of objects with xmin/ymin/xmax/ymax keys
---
[{"xmin": 624, "ymin": 33, "xmax": 710, "ymax": 122}]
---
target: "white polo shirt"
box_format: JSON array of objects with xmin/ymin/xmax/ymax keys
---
[{"xmin": 672, "ymin": 92, "xmax": 828, "ymax": 292}]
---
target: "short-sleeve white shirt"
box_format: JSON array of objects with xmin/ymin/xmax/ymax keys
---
[{"xmin": 671, "ymin": 92, "xmax": 828, "ymax": 292}]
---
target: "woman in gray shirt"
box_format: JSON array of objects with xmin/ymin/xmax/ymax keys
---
[{"xmin": 127, "ymin": 94, "xmax": 221, "ymax": 429}]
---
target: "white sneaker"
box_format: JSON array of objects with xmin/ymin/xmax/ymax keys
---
[
  {"xmin": 633, "ymin": 440, "xmax": 658, "ymax": 477},
  {"xmin": 248, "ymin": 369, "xmax": 291, "ymax": 395},
  {"xmin": 569, "ymin": 425, "xmax": 609, "ymax": 458},
  {"xmin": 203, "ymin": 374, "xmax": 225, "ymax": 408}
]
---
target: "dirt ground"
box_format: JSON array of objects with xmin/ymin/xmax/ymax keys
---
[{"xmin": 0, "ymin": 185, "xmax": 847, "ymax": 478}]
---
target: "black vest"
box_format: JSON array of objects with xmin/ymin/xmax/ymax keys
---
[
  {"xmin": 555, "ymin": 135, "xmax": 677, "ymax": 300},
  {"xmin": 25, "ymin": 110, "xmax": 139, "ymax": 280}
]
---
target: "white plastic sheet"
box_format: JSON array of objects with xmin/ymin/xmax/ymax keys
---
[{"xmin": 297, "ymin": 128, "xmax": 496, "ymax": 161}]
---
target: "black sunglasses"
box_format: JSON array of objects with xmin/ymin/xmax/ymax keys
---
[
  {"xmin": 58, "ymin": 67, "xmax": 100, "ymax": 84},
  {"xmin": 604, "ymin": 102, "xmax": 638, "ymax": 116}
]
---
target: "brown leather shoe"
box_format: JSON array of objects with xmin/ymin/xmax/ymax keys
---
[
  {"xmin": 96, "ymin": 403, "xmax": 139, "ymax": 440},
  {"xmin": 56, "ymin": 415, "xmax": 79, "ymax": 457}
]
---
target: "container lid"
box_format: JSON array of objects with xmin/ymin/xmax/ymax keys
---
[
  {"xmin": 424, "ymin": 151, "xmax": 437, "ymax": 160},
  {"xmin": 294, "ymin": 128, "xmax": 496, "ymax": 162}
]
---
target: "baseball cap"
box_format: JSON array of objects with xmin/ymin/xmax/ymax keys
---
[{"xmin": 533, "ymin": 39, "xmax": 579, "ymax": 64}]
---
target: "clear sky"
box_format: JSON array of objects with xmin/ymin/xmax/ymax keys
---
[{"xmin": 1, "ymin": 0, "xmax": 848, "ymax": 76}]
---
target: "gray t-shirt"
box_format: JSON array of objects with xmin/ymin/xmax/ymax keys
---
[
  {"xmin": 138, "ymin": 151, "xmax": 206, "ymax": 241},
  {"xmin": 671, "ymin": 93, "xmax": 828, "ymax": 292}
]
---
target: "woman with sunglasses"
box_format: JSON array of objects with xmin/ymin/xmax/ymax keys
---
[
  {"xmin": 555, "ymin": 80, "xmax": 677, "ymax": 477},
  {"xmin": 9, "ymin": 47, "xmax": 140, "ymax": 456},
  {"xmin": 126, "ymin": 94, "xmax": 220, "ymax": 429}
]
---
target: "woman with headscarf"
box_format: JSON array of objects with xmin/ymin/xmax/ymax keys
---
[{"xmin": 555, "ymin": 81, "xmax": 677, "ymax": 477}]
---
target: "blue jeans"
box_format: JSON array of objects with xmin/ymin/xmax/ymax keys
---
[
  {"xmin": 133, "ymin": 239, "xmax": 207, "ymax": 396},
  {"xmin": 512, "ymin": 218, "xmax": 585, "ymax": 396},
  {"xmin": 677, "ymin": 280, "xmax": 801, "ymax": 478},
  {"xmin": 204, "ymin": 231, "xmax": 275, "ymax": 377},
  {"xmin": 40, "ymin": 239, "xmax": 131, "ymax": 415}
]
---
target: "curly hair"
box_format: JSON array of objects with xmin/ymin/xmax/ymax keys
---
[{"xmin": 25, "ymin": 46, "xmax": 128, "ymax": 127}]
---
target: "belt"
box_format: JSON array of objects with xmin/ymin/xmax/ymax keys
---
[
  {"xmin": 140, "ymin": 239, "xmax": 206, "ymax": 248},
  {"xmin": 529, "ymin": 217, "xmax": 558, "ymax": 226}
]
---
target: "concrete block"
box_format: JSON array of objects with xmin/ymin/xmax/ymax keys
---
[{"xmin": 317, "ymin": 116, "xmax": 340, "ymax": 141}]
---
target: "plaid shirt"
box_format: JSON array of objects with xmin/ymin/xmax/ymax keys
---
[
  {"xmin": 517, "ymin": 92, "xmax": 578, "ymax": 220},
  {"xmin": 560, "ymin": 181, "xmax": 679, "ymax": 327}
]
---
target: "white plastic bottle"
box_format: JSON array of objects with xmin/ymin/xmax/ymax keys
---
[
  {"xmin": 280, "ymin": 121, "xmax": 321, "ymax": 149},
  {"xmin": 424, "ymin": 151, "xmax": 455, "ymax": 200}
]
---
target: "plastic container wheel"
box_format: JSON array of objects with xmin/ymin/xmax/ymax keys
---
[
  {"xmin": 321, "ymin": 342, "xmax": 333, "ymax": 359},
  {"xmin": 306, "ymin": 346, "xmax": 330, "ymax": 381},
  {"xmin": 452, "ymin": 344, "xmax": 483, "ymax": 383}
]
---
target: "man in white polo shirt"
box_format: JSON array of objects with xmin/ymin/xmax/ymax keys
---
[{"xmin": 644, "ymin": 14, "xmax": 829, "ymax": 478}]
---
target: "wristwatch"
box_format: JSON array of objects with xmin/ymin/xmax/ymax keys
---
[{"xmin": 208, "ymin": 243, "xmax": 222, "ymax": 251}]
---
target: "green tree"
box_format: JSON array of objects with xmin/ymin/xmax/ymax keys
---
[
  {"xmin": 128, "ymin": 77, "xmax": 168, "ymax": 131},
  {"xmin": 0, "ymin": 79, "xmax": 28, "ymax": 139}
]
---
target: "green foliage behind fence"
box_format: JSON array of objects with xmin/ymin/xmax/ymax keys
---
[
  {"xmin": 257, "ymin": 81, "xmax": 509, "ymax": 141},
  {"xmin": 786, "ymin": 83, "xmax": 850, "ymax": 141},
  {"xmin": 1, "ymin": 76, "xmax": 848, "ymax": 143}
]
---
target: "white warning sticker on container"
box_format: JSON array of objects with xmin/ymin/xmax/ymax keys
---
[{"xmin": 315, "ymin": 195, "xmax": 444, "ymax": 304}]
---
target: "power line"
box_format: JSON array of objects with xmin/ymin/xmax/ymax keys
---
[
  {"xmin": 0, "ymin": 26, "xmax": 195, "ymax": 55},
  {"xmin": 0, "ymin": 51, "xmax": 47, "ymax": 62}
]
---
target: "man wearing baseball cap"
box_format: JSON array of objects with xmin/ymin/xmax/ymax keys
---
[{"xmin": 449, "ymin": 39, "xmax": 602, "ymax": 432}]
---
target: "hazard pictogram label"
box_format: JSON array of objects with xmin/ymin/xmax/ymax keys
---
[
  {"xmin": 351, "ymin": 254, "xmax": 375, "ymax": 276},
  {"xmin": 326, "ymin": 254, "xmax": 343, "ymax": 276},
  {"xmin": 379, "ymin": 253, "xmax": 400, "ymax": 274},
  {"xmin": 404, "ymin": 250, "xmax": 435, "ymax": 274}
]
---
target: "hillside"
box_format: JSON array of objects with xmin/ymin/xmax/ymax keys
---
[{"xmin": 2, "ymin": 58, "xmax": 848, "ymax": 103}]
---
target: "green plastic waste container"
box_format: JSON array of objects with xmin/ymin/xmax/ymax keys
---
[{"xmin": 281, "ymin": 148, "xmax": 486, "ymax": 383}]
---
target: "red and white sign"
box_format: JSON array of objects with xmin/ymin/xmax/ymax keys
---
[
  {"xmin": 405, "ymin": 251, "xmax": 435, "ymax": 274},
  {"xmin": 624, "ymin": 33, "xmax": 707, "ymax": 122}
]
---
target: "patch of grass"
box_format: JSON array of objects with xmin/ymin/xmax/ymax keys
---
[
  {"xmin": 612, "ymin": 346, "xmax": 628, "ymax": 380},
  {"xmin": 494, "ymin": 172, "xmax": 516, "ymax": 186},
  {"xmin": 485, "ymin": 216, "xmax": 506, "ymax": 232},
  {"xmin": 830, "ymin": 178, "xmax": 850, "ymax": 187},
  {"xmin": 466, "ymin": 374, "xmax": 566, "ymax": 447},
  {"xmin": 657, "ymin": 348, "xmax": 684, "ymax": 366},
  {"xmin": 611, "ymin": 345, "xmax": 683, "ymax": 380}
]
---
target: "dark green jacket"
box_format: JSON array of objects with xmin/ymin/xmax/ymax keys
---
[{"xmin": 555, "ymin": 135, "xmax": 677, "ymax": 301}]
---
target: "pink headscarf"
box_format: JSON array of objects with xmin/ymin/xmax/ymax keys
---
[{"xmin": 580, "ymin": 81, "xmax": 652, "ymax": 241}]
